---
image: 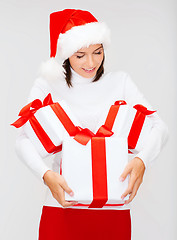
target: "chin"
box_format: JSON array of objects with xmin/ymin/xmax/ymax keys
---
[{"xmin": 84, "ymin": 74, "xmax": 95, "ymax": 78}]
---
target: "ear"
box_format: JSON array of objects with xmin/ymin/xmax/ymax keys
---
[{"xmin": 37, "ymin": 57, "xmax": 65, "ymax": 82}]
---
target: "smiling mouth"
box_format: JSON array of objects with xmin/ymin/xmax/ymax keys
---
[{"xmin": 82, "ymin": 67, "xmax": 96, "ymax": 73}]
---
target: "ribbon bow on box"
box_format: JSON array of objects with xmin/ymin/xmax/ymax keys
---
[{"xmin": 11, "ymin": 93, "xmax": 54, "ymax": 128}]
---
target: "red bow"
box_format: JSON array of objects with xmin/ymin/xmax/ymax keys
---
[
  {"xmin": 73, "ymin": 125, "xmax": 114, "ymax": 145},
  {"xmin": 11, "ymin": 93, "xmax": 54, "ymax": 128},
  {"xmin": 133, "ymin": 104, "xmax": 156, "ymax": 115}
]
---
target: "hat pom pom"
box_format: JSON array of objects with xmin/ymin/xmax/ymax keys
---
[{"xmin": 37, "ymin": 57, "xmax": 65, "ymax": 82}]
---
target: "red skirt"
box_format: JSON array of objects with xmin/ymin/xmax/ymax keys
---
[{"xmin": 38, "ymin": 206, "xmax": 131, "ymax": 240}]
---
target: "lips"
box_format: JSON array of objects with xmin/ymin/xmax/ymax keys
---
[{"xmin": 82, "ymin": 67, "xmax": 96, "ymax": 73}]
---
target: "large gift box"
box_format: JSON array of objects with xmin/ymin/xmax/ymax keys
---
[
  {"xmin": 53, "ymin": 101, "xmax": 128, "ymax": 208},
  {"xmin": 60, "ymin": 101, "xmax": 156, "ymax": 208},
  {"xmin": 57, "ymin": 100, "xmax": 130, "ymax": 208},
  {"xmin": 62, "ymin": 132, "xmax": 129, "ymax": 208}
]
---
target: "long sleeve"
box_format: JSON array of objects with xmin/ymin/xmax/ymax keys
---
[
  {"xmin": 15, "ymin": 78, "xmax": 52, "ymax": 182},
  {"xmin": 124, "ymin": 73, "xmax": 169, "ymax": 170}
]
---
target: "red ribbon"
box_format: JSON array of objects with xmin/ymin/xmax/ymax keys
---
[
  {"xmin": 128, "ymin": 104, "xmax": 156, "ymax": 150},
  {"xmin": 103, "ymin": 100, "xmax": 127, "ymax": 130},
  {"xmin": 73, "ymin": 125, "xmax": 114, "ymax": 208},
  {"xmin": 72, "ymin": 100, "xmax": 127, "ymax": 146},
  {"xmin": 29, "ymin": 115, "xmax": 62, "ymax": 154},
  {"xmin": 89, "ymin": 137, "xmax": 108, "ymax": 208},
  {"xmin": 50, "ymin": 103, "xmax": 77, "ymax": 136},
  {"xmin": 11, "ymin": 93, "xmax": 54, "ymax": 128}
]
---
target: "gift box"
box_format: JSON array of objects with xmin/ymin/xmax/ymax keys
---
[
  {"xmin": 62, "ymin": 132, "xmax": 129, "ymax": 208},
  {"xmin": 111, "ymin": 101, "xmax": 156, "ymax": 154},
  {"xmin": 58, "ymin": 100, "xmax": 130, "ymax": 208},
  {"xmin": 11, "ymin": 93, "xmax": 80, "ymax": 158},
  {"xmin": 60, "ymin": 100, "xmax": 156, "ymax": 208}
]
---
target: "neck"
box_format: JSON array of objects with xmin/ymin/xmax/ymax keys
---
[{"xmin": 70, "ymin": 67, "xmax": 95, "ymax": 84}]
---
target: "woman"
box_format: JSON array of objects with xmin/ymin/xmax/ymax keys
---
[{"xmin": 15, "ymin": 9, "xmax": 169, "ymax": 240}]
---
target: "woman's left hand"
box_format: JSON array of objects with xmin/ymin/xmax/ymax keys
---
[{"xmin": 119, "ymin": 157, "xmax": 146, "ymax": 204}]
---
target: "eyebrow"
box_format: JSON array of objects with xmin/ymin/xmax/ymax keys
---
[{"xmin": 76, "ymin": 46, "xmax": 103, "ymax": 54}]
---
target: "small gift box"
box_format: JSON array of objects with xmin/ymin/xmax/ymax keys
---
[
  {"xmin": 11, "ymin": 93, "xmax": 79, "ymax": 158},
  {"xmin": 110, "ymin": 101, "xmax": 156, "ymax": 154}
]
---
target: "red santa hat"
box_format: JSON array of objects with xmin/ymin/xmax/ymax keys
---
[{"xmin": 39, "ymin": 9, "xmax": 111, "ymax": 81}]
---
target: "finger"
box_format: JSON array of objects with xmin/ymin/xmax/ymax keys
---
[
  {"xmin": 62, "ymin": 201, "xmax": 79, "ymax": 208},
  {"xmin": 60, "ymin": 190, "xmax": 78, "ymax": 207},
  {"xmin": 119, "ymin": 163, "xmax": 131, "ymax": 182},
  {"xmin": 121, "ymin": 172, "xmax": 137, "ymax": 199},
  {"xmin": 53, "ymin": 187, "xmax": 78, "ymax": 207},
  {"xmin": 59, "ymin": 176, "xmax": 74, "ymax": 196},
  {"xmin": 125, "ymin": 178, "xmax": 142, "ymax": 204}
]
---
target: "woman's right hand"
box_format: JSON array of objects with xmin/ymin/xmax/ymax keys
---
[{"xmin": 43, "ymin": 170, "xmax": 78, "ymax": 208}]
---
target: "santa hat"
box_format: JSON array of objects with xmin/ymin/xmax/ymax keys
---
[{"xmin": 38, "ymin": 9, "xmax": 111, "ymax": 81}]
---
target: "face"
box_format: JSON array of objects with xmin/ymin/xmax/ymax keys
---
[{"xmin": 69, "ymin": 44, "xmax": 104, "ymax": 78}]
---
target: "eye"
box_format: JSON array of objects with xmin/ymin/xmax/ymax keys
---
[
  {"xmin": 76, "ymin": 55, "xmax": 84, "ymax": 59},
  {"xmin": 94, "ymin": 51, "xmax": 102, "ymax": 55}
]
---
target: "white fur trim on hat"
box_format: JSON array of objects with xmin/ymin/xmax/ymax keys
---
[
  {"xmin": 37, "ymin": 57, "xmax": 65, "ymax": 82},
  {"xmin": 57, "ymin": 21, "xmax": 111, "ymax": 60}
]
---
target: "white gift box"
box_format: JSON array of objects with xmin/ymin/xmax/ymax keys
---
[
  {"xmin": 111, "ymin": 104, "xmax": 156, "ymax": 154},
  {"xmin": 62, "ymin": 132, "xmax": 129, "ymax": 208},
  {"xmin": 22, "ymin": 105, "xmax": 63, "ymax": 158},
  {"xmin": 12, "ymin": 95, "xmax": 80, "ymax": 158},
  {"xmin": 25, "ymin": 100, "xmax": 81, "ymax": 158}
]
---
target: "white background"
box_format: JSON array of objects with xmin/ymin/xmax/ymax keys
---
[{"xmin": 0, "ymin": 0, "xmax": 176, "ymax": 239}]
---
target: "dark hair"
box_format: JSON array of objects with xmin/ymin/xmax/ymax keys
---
[{"xmin": 62, "ymin": 54, "xmax": 105, "ymax": 88}]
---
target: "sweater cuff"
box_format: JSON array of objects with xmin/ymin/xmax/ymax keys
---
[
  {"xmin": 133, "ymin": 152, "xmax": 153, "ymax": 176},
  {"xmin": 41, "ymin": 168, "xmax": 53, "ymax": 185}
]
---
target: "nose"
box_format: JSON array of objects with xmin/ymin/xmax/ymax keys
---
[{"xmin": 86, "ymin": 54, "xmax": 94, "ymax": 67}]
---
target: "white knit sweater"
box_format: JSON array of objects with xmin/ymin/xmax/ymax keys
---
[{"xmin": 15, "ymin": 67, "xmax": 169, "ymax": 210}]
